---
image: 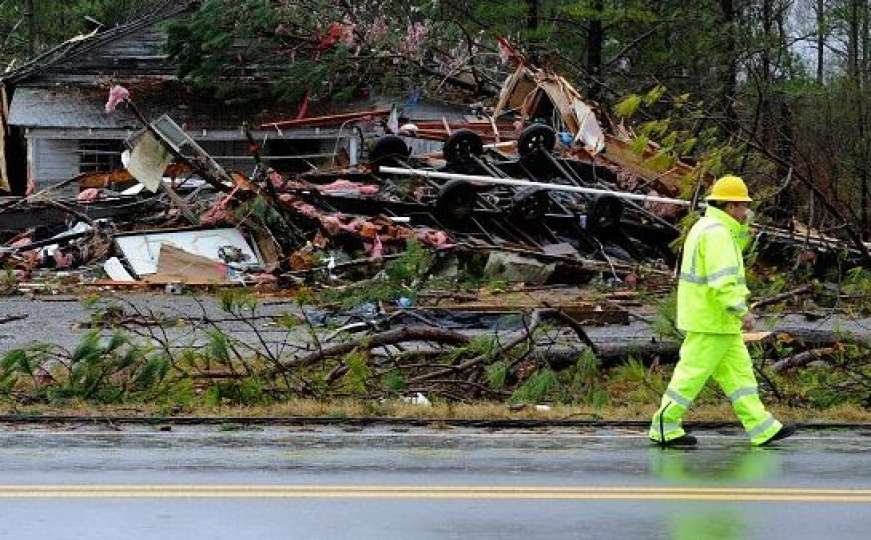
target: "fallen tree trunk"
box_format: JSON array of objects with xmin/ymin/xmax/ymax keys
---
[
  {"xmin": 772, "ymin": 347, "xmax": 837, "ymax": 372},
  {"xmin": 407, "ymin": 309, "xmax": 547, "ymax": 384},
  {"xmin": 278, "ymin": 325, "xmax": 472, "ymax": 371},
  {"xmin": 751, "ymin": 284, "xmax": 814, "ymax": 310}
]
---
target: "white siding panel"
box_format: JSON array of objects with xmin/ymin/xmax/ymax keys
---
[{"xmin": 30, "ymin": 138, "xmax": 79, "ymax": 187}]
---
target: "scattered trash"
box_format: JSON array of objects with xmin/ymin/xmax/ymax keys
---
[
  {"xmin": 401, "ymin": 393, "xmax": 432, "ymax": 407},
  {"xmin": 103, "ymin": 257, "xmax": 135, "ymax": 282},
  {"xmin": 113, "ymin": 228, "xmax": 260, "ymax": 279}
]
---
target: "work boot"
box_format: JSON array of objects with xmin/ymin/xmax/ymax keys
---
[
  {"xmin": 758, "ymin": 424, "xmax": 796, "ymax": 446},
  {"xmin": 651, "ymin": 434, "xmax": 697, "ymax": 448}
]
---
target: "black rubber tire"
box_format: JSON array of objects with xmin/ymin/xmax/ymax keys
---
[
  {"xmin": 443, "ymin": 129, "xmax": 484, "ymax": 164},
  {"xmin": 369, "ymin": 135, "xmax": 410, "ymax": 165},
  {"xmin": 436, "ymin": 180, "xmax": 478, "ymax": 222},
  {"xmin": 510, "ymin": 187, "xmax": 550, "ymax": 222},
  {"xmin": 587, "ymin": 194, "xmax": 625, "ymax": 232},
  {"xmin": 517, "ymin": 124, "xmax": 556, "ymax": 158}
]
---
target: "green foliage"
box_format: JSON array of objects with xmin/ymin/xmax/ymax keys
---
[
  {"xmin": 218, "ymin": 289, "xmax": 257, "ymax": 313},
  {"xmin": 206, "ymin": 330, "xmax": 233, "ymax": 365},
  {"xmin": 561, "ymin": 4, "xmax": 656, "ymax": 25},
  {"xmin": 485, "ymin": 361, "xmax": 508, "ymax": 390},
  {"xmin": 638, "ymin": 119, "xmax": 670, "ymax": 139},
  {"xmin": 608, "ymin": 357, "xmax": 665, "ymax": 404},
  {"xmin": 643, "ymin": 150, "xmax": 677, "ymax": 172},
  {"xmin": 202, "ymin": 377, "xmax": 267, "ymax": 407},
  {"xmin": 342, "ymin": 350, "xmax": 371, "ymax": 393},
  {"xmin": 614, "ymin": 94, "xmax": 642, "ymax": 118},
  {"xmin": 0, "ymin": 331, "xmax": 170, "ymax": 404},
  {"xmin": 669, "ymin": 210, "xmax": 701, "ymax": 254},
  {"xmin": 630, "ymin": 134, "xmax": 650, "ymax": 155},
  {"xmin": 553, "ymin": 350, "xmax": 610, "ymax": 407},
  {"xmin": 385, "ymin": 241, "xmax": 430, "ymax": 280},
  {"xmin": 652, "ymin": 291, "xmax": 682, "ymax": 342},
  {"xmin": 383, "ymin": 369, "xmax": 407, "ymax": 391},
  {"xmin": 842, "ymin": 267, "xmax": 871, "ymax": 315},
  {"xmin": 643, "ymin": 85, "xmax": 667, "ymax": 106},
  {"xmin": 511, "ymin": 368, "xmax": 558, "ymax": 404},
  {"xmin": 317, "ymin": 240, "xmax": 434, "ymax": 307}
]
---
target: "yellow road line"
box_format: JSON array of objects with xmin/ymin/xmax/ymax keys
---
[{"xmin": 0, "ymin": 485, "xmax": 869, "ymax": 502}]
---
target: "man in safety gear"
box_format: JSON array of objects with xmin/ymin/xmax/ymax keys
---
[{"xmin": 650, "ymin": 175, "xmax": 796, "ymax": 447}]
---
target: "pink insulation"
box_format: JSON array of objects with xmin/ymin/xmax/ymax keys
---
[{"xmin": 105, "ymin": 85, "xmax": 130, "ymax": 113}]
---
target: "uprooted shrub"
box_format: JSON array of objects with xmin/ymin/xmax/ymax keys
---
[
  {"xmin": 1, "ymin": 287, "xmax": 868, "ymax": 413},
  {"xmin": 0, "ymin": 331, "xmax": 170, "ymax": 404}
]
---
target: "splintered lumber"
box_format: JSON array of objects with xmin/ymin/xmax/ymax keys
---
[{"xmin": 743, "ymin": 331, "xmax": 773, "ymax": 343}]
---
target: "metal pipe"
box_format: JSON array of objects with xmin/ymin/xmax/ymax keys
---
[{"xmin": 378, "ymin": 166, "xmax": 694, "ymax": 207}]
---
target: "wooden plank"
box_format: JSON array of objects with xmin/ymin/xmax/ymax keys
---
[{"xmin": 743, "ymin": 331, "xmax": 773, "ymax": 343}]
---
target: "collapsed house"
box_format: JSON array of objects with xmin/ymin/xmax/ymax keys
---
[
  {"xmin": 0, "ymin": 2, "xmax": 864, "ymax": 296},
  {"xmin": 0, "ymin": 2, "xmax": 466, "ymax": 196}
]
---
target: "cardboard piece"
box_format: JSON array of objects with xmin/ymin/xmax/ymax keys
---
[{"xmin": 143, "ymin": 244, "xmax": 229, "ymax": 284}]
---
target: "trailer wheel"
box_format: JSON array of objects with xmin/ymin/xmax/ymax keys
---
[
  {"xmin": 510, "ymin": 187, "xmax": 550, "ymax": 222},
  {"xmin": 518, "ymin": 124, "xmax": 556, "ymax": 157},
  {"xmin": 369, "ymin": 135, "xmax": 410, "ymax": 165},
  {"xmin": 436, "ymin": 180, "xmax": 478, "ymax": 222},
  {"xmin": 443, "ymin": 129, "xmax": 484, "ymax": 164},
  {"xmin": 588, "ymin": 194, "xmax": 624, "ymax": 232}
]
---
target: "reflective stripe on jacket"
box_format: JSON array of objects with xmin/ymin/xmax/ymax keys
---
[{"xmin": 676, "ymin": 206, "xmax": 751, "ymax": 334}]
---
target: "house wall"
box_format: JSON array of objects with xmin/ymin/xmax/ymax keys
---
[
  {"xmin": 27, "ymin": 138, "xmax": 80, "ymax": 189},
  {"xmin": 0, "ymin": 84, "xmax": 11, "ymax": 192},
  {"xmin": 24, "ymin": 128, "xmax": 352, "ymax": 191}
]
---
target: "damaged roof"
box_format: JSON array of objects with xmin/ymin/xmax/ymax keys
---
[
  {"xmin": 1, "ymin": 1, "xmax": 195, "ymax": 87},
  {"xmin": 8, "ymin": 84, "xmax": 468, "ymax": 131},
  {"xmin": 9, "ymin": 86, "xmax": 139, "ymax": 129}
]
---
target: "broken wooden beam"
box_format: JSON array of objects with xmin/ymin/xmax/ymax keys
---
[{"xmin": 260, "ymin": 109, "xmax": 392, "ymax": 130}]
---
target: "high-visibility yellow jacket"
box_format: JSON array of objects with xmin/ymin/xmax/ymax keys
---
[{"xmin": 676, "ymin": 205, "xmax": 751, "ymax": 334}]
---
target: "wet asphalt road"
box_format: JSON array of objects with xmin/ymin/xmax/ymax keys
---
[{"xmin": 0, "ymin": 424, "xmax": 869, "ymax": 539}]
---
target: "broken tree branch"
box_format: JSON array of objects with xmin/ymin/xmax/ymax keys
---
[
  {"xmin": 772, "ymin": 347, "xmax": 837, "ymax": 373},
  {"xmin": 407, "ymin": 309, "xmax": 548, "ymax": 384},
  {"xmin": 751, "ymin": 284, "xmax": 814, "ymax": 310},
  {"xmin": 277, "ymin": 325, "xmax": 472, "ymax": 372}
]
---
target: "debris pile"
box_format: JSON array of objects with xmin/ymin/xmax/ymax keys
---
[{"xmin": 0, "ymin": 59, "xmax": 864, "ymax": 303}]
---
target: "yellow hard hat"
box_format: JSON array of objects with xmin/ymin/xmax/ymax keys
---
[{"xmin": 706, "ymin": 175, "xmax": 752, "ymax": 202}]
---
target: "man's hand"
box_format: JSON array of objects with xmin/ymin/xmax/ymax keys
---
[{"xmin": 742, "ymin": 313, "xmax": 754, "ymax": 332}]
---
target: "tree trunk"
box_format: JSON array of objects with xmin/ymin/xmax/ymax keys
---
[
  {"xmin": 586, "ymin": 0, "xmax": 604, "ymax": 100},
  {"xmin": 848, "ymin": 0, "xmax": 868, "ymax": 237},
  {"xmin": 759, "ymin": 0, "xmax": 775, "ymax": 147},
  {"xmin": 720, "ymin": 0, "xmax": 739, "ymax": 130},
  {"xmin": 25, "ymin": 0, "xmax": 35, "ymax": 56},
  {"xmin": 527, "ymin": 0, "xmax": 541, "ymax": 64},
  {"xmin": 816, "ymin": 0, "xmax": 826, "ymax": 84}
]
